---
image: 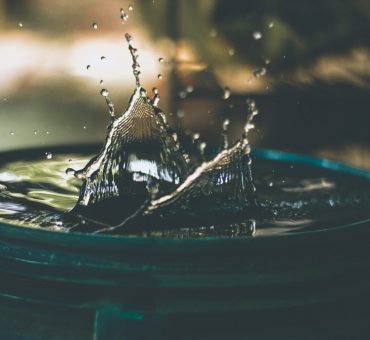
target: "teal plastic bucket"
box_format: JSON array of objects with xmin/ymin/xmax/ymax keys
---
[{"xmin": 0, "ymin": 149, "xmax": 369, "ymax": 339}]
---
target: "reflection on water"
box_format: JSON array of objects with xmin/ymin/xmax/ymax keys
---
[{"xmin": 0, "ymin": 150, "xmax": 369, "ymax": 237}]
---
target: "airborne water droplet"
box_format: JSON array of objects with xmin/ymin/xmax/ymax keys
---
[
  {"xmin": 228, "ymin": 48, "xmax": 235, "ymax": 56},
  {"xmin": 177, "ymin": 110, "xmax": 185, "ymax": 118},
  {"xmin": 92, "ymin": 22, "xmax": 98, "ymax": 30},
  {"xmin": 158, "ymin": 57, "xmax": 164, "ymax": 63},
  {"xmin": 198, "ymin": 142, "xmax": 207, "ymax": 157},
  {"xmin": 101, "ymin": 56, "xmax": 106, "ymax": 61},
  {"xmin": 128, "ymin": 4, "xmax": 133, "ymax": 11},
  {"xmin": 252, "ymin": 31, "xmax": 263, "ymax": 40},
  {"xmin": 157, "ymin": 74, "xmax": 163, "ymax": 80},
  {"xmin": 10, "ymin": 131, "xmax": 14, "ymax": 136},
  {"xmin": 192, "ymin": 133, "xmax": 200, "ymax": 143},
  {"xmin": 45, "ymin": 152, "xmax": 53, "ymax": 160},
  {"xmin": 253, "ymin": 67, "xmax": 267, "ymax": 78},
  {"xmin": 179, "ymin": 91, "xmax": 187, "ymax": 99},
  {"xmin": 18, "ymin": 22, "xmax": 23, "ymax": 28},
  {"xmin": 186, "ymin": 85, "xmax": 194, "ymax": 93},
  {"xmin": 223, "ymin": 86, "xmax": 231, "ymax": 100},
  {"xmin": 268, "ymin": 22, "xmax": 275, "ymax": 29},
  {"xmin": 120, "ymin": 9, "xmax": 129, "ymax": 22},
  {"xmin": 86, "ymin": 65, "xmax": 91, "ymax": 70},
  {"xmin": 100, "ymin": 80, "xmax": 104, "ymax": 85}
]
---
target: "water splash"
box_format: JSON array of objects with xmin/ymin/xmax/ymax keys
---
[
  {"xmin": 220, "ymin": 118, "xmax": 230, "ymax": 150},
  {"xmin": 67, "ymin": 34, "xmax": 189, "ymax": 224},
  {"xmin": 65, "ymin": 33, "xmax": 259, "ymax": 233},
  {"xmin": 99, "ymin": 116, "xmax": 258, "ymax": 234},
  {"xmin": 125, "ymin": 33, "xmax": 141, "ymax": 88}
]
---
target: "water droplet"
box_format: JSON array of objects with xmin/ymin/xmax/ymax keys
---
[
  {"xmin": 186, "ymin": 85, "xmax": 194, "ymax": 93},
  {"xmin": 92, "ymin": 22, "xmax": 98, "ymax": 30},
  {"xmin": 46, "ymin": 131, "xmax": 50, "ymax": 135},
  {"xmin": 222, "ymin": 119, "xmax": 230, "ymax": 131},
  {"xmin": 100, "ymin": 89, "xmax": 109, "ymax": 97},
  {"xmin": 101, "ymin": 56, "xmax": 106, "ymax": 61},
  {"xmin": 253, "ymin": 67, "xmax": 267, "ymax": 78},
  {"xmin": 128, "ymin": 4, "xmax": 133, "ymax": 11},
  {"xmin": 192, "ymin": 133, "xmax": 200, "ymax": 142},
  {"xmin": 120, "ymin": 9, "xmax": 129, "ymax": 22},
  {"xmin": 158, "ymin": 57, "xmax": 164, "ymax": 63},
  {"xmin": 228, "ymin": 48, "xmax": 235, "ymax": 56},
  {"xmin": 252, "ymin": 31, "xmax": 262, "ymax": 40},
  {"xmin": 18, "ymin": 22, "xmax": 23, "ymax": 28},
  {"xmin": 100, "ymin": 80, "xmax": 104, "ymax": 85},
  {"xmin": 210, "ymin": 29, "xmax": 217, "ymax": 38},
  {"xmin": 33, "ymin": 130, "xmax": 37, "ymax": 135},
  {"xmin": 45, "ymin": 152, "xmax": 53, "ymax": 160},
  {"xmin": 223, "ymin": 86, "xmax": 231, "ymax": 100},
  {"xmin": 10, "ymin": 131, "xmax": 14, "ymax": 136},
  {"xmin": 264, "ymin": 58, "xmax": 271, "ymax": 65},
  {"xmin": 199, "ymin": 142, "xmax": 207, "ymax": 155},
  {"xmin": 152, "ymin": 87, "xmax": 159, "ymax": 95},
  {"xmin": 83, "ymin": 125, "xmax": 87, "ymax": 130},
  {"xmin": 269, "ymin": 181, "xmax": 274, "ymax": 187},
  {"xmin": 157, "ymin": 74, "xmax": 163, "ymax": 80},
  {"xmin": 86, "ymin": 65, "xmax": 91, "ymax": 70},
  {"xmin": 179, "ymin": 91, "xmax": 187, "ymax": 99},
  {"xmin": 268, "ymin": 22, "xmax": 274, "ymax": 29},
  {"xmin": 177, "ymin": 110, "xmax": 185, "ymax": 118}
]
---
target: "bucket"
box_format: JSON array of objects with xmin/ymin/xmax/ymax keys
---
[{"xmin": 0, "ymin": 149, "xmax": 369, "ymax": 339}]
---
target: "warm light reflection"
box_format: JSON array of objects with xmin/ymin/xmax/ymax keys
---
[{"xmin": 0, "ymin": 31, "xmax": 159, "ymax": 93}]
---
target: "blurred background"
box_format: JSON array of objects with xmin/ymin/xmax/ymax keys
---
[{"xmin": 0, "ymin": 0, "xmax": 369, "ymax": 168}]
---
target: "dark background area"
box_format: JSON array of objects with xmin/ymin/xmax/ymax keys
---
[{"xmin": 0, "ymin": 0, "xmax": 369, "ymax": 168}]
